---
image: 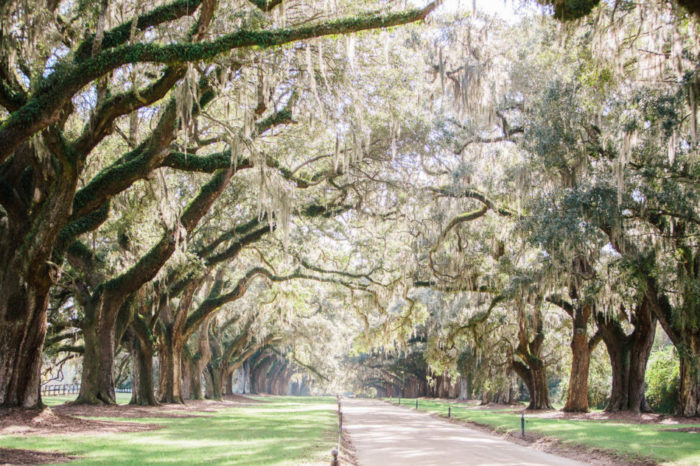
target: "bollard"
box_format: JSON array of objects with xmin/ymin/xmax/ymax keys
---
[
  {"xmin": 415, "ymin": 399, "xmax": 418, "ymax": 409},
  {"xmin": 521, "ymin": 413, "xmax": 525, "ymax": 438},
  {"xmin": 330, "ymin": 448, "xmax": 339, "ymax": 466},
  {"xmin": 448, "ymin": 406, "xmax": 451, "ymax": 418}
]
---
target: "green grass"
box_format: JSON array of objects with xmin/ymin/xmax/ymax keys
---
[
  {"xmin": 1, "ymin": 396, "xmax": 338, "ymax": 465},
  {"xmin": 389, "ymin": 398, "xmax": 700, "ymax": 465}
]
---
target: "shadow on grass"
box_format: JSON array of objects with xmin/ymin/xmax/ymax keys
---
[
  {"xmin": 391, "ymin": 398, "xmax": 700, "ymax": 465},
  {"xmin": 0, "ymin": 397, "xmax": 338, "ymax": 465}
]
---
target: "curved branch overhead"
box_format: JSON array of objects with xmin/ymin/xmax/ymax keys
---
[{"xmin": 0, "ymin": 3, "xmax": 437, "ymax": 163}]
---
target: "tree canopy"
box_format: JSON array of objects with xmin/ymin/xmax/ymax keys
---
[{"xmin": 1, "ymin": 0, "xmax": 698, "ymax": 417}]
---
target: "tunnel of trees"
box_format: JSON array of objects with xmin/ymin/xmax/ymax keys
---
[{"xmin": 0, "ymin": 0, "xmax": 698, "ymax": 418}]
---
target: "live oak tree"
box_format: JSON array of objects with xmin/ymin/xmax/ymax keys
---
[
  {"xmin": 0, "ymin": 0, "xmax": 437, "ymax": 407},
  {"xmin": 5, "ymin": 0, "xmax": 698, "ymax": 415},
  {"xmin": 345, "ymin": 1, "xmax": 697, "ymax": 415}
]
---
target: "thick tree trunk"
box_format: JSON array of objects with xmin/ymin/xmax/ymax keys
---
[
  {"xmin": 563, "ymin": 303, "xmax": 599, "ymax": 413},
  {"xmin": 251, "ymin": 357, "xmax": 273, "ymax": 394},
  {"xmin": 129, "ymin": 333, "xmax": 157, "ymax": 406},
  {"xmin": 597, "ymin": 300, "xmax": 655, "ymax": 413},
  {"xmin": 628, "ymin": 310, "xmax": 655, "ymax": 413},
  {"xmin": 158, "ymin": 337, "xmax": 184, "ymax": 404},
  {"xmin": 0, "ymin": 141, "xmax": 79, "ymax": 408},
  {"xmin": 181, "ymin": 353, "xmax": 203, "ymax": 400},
  {"xmin": 0, "ymin": 273, "xmax": 49, "ymax": 408},
  {"xmin": 677, "ymin": 333, "xmax": 700, "ymax": 417},
  {"xmin": 77, "ymin": 314, "xmax": 117, "ymax": 404},
  {"xmin": 223, "ymin": 372, "xmax": 233, "ymax": 396},
  {"xmin": 459, "ymin": 376, "xmax": 471, "ymax": 400},
  {"xmin": 181, "ymin": 356, "xmax": 193, "ymax": 401},
  {"xmin": 529, "ymin": 364, "xmax": 551, "ymax": 409},
  {"xmin": 512, "ymin": 305, "xmax": 551, "ymax": 410},
  {"xmin": 513, "ymin": 358, "xmax": 551, "ymax": 409},
  {"xmin": 564, "ymin": 327, "xmax": 591, "ymax": 412},
  {"xmin": 187, "ymin": 319, "xmax": 212, "ymax": 400},
  {"xmin": 77, "ymin": 294, "xmax": 134, "ymax": 405},
  {"xmin": 205, "ymin": 364, "xmax": 222, "ymax": 400}
]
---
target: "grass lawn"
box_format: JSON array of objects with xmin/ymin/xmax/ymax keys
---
[
  {"xmin": 1, "ymin": 396, "xmax": 338, "ymax": 465},
  {"xmin": 389, "ymin": 398, "xmax": 700, "ymax": 465}
]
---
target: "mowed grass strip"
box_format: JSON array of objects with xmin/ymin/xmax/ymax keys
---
[
  {"xmin": 389, "ymin": 398, "xmax": 700, "ymax": 465},
  {"xmin": 1, "ymin": 396, "xmax": 337, "ymax": 465}
]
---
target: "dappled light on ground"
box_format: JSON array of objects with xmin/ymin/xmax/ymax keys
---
[
  {"xmin": 0, "ymin": 396, "xmax": 337, "ymax": 465},
  {"xmin": 343, "ymin": 399, "xmax": 584, "ymax": 465}
]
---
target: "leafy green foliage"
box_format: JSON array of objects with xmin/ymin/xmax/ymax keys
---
[{"xmin": 646, "ymin": 345, "xmax": 680, "ymax": 414}]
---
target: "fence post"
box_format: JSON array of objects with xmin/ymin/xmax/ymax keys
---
[
  {"xmin": 448, "ymin": 406, "xmax": 451, "ymax": 418},
  {"xmin": 332, "ymin": 395, "xmax": 342, "ymax": 466},
  {"xmin": 521, "ymin": 413, "xmax": 525, "ymax": 438}
]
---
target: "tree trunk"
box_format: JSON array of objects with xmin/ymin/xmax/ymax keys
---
[
  {"xmin": 0, "ymin": 142, "xmax": 79, "ymax": 409},
  {"xmin": 677, "ymin": 333, "xmax": 700, "ymax": 417},
  {"xmin": 223, "ymin": 372, "xmax": 233, "ymax": 396},
  {"xmin": 130, "ymin": 334, "xmax": 157, "ymax": 406},
  {"xmin": 77, "ymin": 313, "xmax": 117, "ymax": 404},
  {"xmin": 0, "ymin": 273, "xmax": 49, "ymax": 408},
  {"xmin": 529, "ymin": 363, "xmax": 551, "ymax": 409},
  {"xmin": 182, "ymin": 353, "xmax": 203, "ymax": 400},
  {"xmin": 597, "ymin": 299, "xmax": 655, "ymax": 413},
  {"xmin": 77, "ymin": 294, "xmax": 134, "ymax": 405},
  {"xmin": 564, "ymin": 328, "xmax": 591, "ymax": 412},
  {"xmin": 158, "ymin": 337, "xmax": 184, "ymax": 404},
  {"xmin": 563, "ymin": 304, "xmax": 597, "ymax": 412},
  {"xmin": 511, "ymin": 304, "xmax": 551, "ymax": 410},
  {"xmin": 181, "ymin": 356, "xmax": 193, "ymax": 401},
  {"xmin": 459, "ymin": 376, "xmax": 471, "ymax": 400},
  {"xmin": 205, "ymin": 364, "xmax": 222, "ymax": 400},
  {"xmin": 187, "ymin": 318, "xmax": 212, "ymax": 400},
  {"xmin": 514, "ymin": 359, "xmax": 551, "ymax": 410}
]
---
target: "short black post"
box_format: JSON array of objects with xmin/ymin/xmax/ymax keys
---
[
  {"xmin": 331, "ymin": 448, "xmax": 339, "ymax": 466},
  {"xmin": 521, "ymin": 413, "xmax": 525, "ymax": 438},
  {"xmin": 448, "ymin": 406, "xmax": 451, "ymax": 418},
  {"xmin": 415, "ymin": 399, "xmax": 418, "ymax": 409}
]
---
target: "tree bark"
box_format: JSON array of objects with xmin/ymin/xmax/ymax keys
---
[
  {"xmin": 181, "ymin": 355, "xmax": 193, "ymax": 401},
  {"xmin": 563, "ymin": 304, "xmax": 600, "ymax": 412},
  {"xmin": 77, "ymin": 310, "xmax": 117, "ymax": 404},
  {"xmin": 0, "ymin": 140, "xmax": 78, "ymax": 408},
  {"xmin": 158, "ymin": 336, "xmax": 185, "ymax": 404},
  {"xmin": 513, "ymin": 359, "xmax": 551, "ymax": 409},
  {"xmin": 511, "ymin": 304, "xmax": 551, "ymax": 410},
  {"xmin": 129, "ymin": 333, "xmax": 157, "ymax": 406},
  {"xmin": 205, "ymin": 363, "xmax": 222, "ymax": 400},
  {"xmin": 223, "ymin": 372, "xmax": 233, "ymax": 396},
  {"xmin": 678, "ymin": 337, "xmax": 700, "ymax": 417},
  {"xmin": 0, "ymin": 274, "xmax": 49, "ymax": 408},
  {"xmin": 596, "ymin": 298, "xmax": 655, "ymax": 413},
  {"xmin": 564, "ymin": 327, "xmax": 591, "ymax": 411}
]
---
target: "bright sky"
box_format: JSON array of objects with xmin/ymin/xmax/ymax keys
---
[{"xmin": 437, "ymin": 0, "xmax": 541, "ymax": 22}]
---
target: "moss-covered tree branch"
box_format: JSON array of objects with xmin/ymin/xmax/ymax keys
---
[
  {"xmin": 0, "ymin": 3, "xmax": 436, "ymax": 163},
  {"xmin": 72, "ymin": 0, "xmax": 205, "ymax": 62}
]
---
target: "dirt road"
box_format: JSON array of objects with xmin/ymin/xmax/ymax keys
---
[{"xmin": 342, "ymin": 399, "xmax": 586, "ymax": 466}]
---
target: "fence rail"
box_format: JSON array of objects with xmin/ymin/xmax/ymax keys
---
[
  {"xmin": 41, "ymin": 384, "xmax": 132, "ymax": 396},
  {"xmin": 40, "ymin": 384, "xmax": 81, "ymax": 396}
]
